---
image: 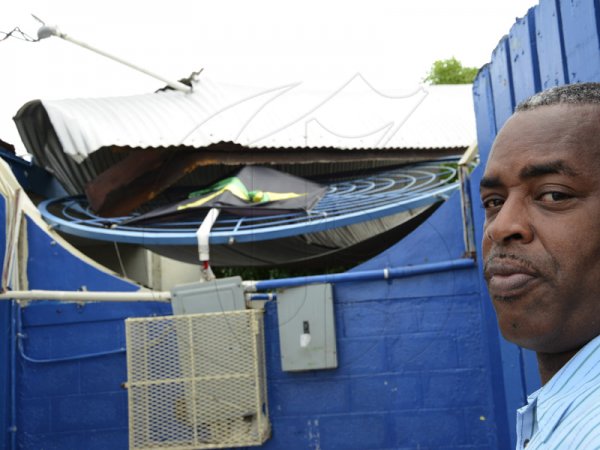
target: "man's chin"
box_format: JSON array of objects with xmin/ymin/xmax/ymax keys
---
[
  {"xmin": 495, "ymin": 315, "xmax": 548, "ymax": 349},
  {"xmin": 491, "ymin": 294, "xmax": 520, "ymax": 304}
]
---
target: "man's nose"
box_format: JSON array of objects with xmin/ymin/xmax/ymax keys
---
[{"xmin": 484, "ymin": 197, "xmax": 534, "ymax": 244}]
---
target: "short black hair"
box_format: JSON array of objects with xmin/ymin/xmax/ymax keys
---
[{"xmin": 516, "ymin": 82, "xmax": 600, "ymax": 111}]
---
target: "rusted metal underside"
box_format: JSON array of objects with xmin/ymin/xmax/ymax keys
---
[{"xmin": 85, "ymin": 144, "xmax": 463, "ymax": 216}]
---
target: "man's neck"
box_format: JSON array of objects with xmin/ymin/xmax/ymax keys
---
[{"xmin": 536, "ymin": 348, "xmax": 581, "ymax": 385}]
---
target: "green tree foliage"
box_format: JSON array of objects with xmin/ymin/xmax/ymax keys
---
[{"xmin": 424, "ymin": 57, "xmax": 478, "ymax": 84}]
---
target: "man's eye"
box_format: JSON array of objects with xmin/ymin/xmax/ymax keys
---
[
  {"xmin": 482, "ymin": 198, "xmax": 504, "ymax": 209},
  {"xmin": 538, "ymin": 191, "xmax": 571, "ymax": 202}
]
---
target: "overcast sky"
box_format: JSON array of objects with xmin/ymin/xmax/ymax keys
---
[{"xmin": 1, "ymin": 0, "xmax": 539, "ymax": 154}]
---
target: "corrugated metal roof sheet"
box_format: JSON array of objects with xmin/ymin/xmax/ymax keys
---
[{"xmin": 26, "ymin": 74, "xmax": 475, "ymax": 164}]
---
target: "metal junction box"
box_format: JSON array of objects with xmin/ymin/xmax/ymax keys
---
[
  {"xmin": 171, "ymin": 276, "xmax": 245, "ymax": 314},
  {"xmin": 276, "ymin": 283, "xmax": 337, "ymax": 371}
]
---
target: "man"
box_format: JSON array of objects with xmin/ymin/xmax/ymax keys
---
[{"xmin": 480, "ymin": 82, "xmax": 600, "ymax": 449}]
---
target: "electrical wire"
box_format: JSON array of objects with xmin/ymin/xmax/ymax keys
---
[{"xmin": 0, "ymin": 27, "xmax": 38, "ymax": 43}]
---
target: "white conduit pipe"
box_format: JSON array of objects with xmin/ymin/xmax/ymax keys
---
[
  {"xmin": 0, "ymin": 290, "xmax": 171, "ymax": 302},
  {"xmin": 197, "ymin": 208, "xmax": 221, "ymax": 262},
  {"xmin": 0, "ymin": 259, "xmax": 475, "ymax": 302},
  {"xmin": 196, "ymin": 208, "xmax": 220, "ymax": 281}
]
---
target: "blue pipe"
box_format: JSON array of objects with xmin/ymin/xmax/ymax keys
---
[
  {"xmin": 248, "ymin": 293, "xmax": 278, "ymax": 301},
  {"xmin": 9, "ymin": 301, "xmax": 17, "ymax": 450},
  {"xmin": 18, "ymin": 344, "xmax": 126, "ymax": 364},
  {"xmin": 252, "ymin": 258, "xmax": 475, "ymax": 291},
  {"xmin": 16, "ymin": 307, "xmax": 125, "ymax": 364},
  {"xmin": 13, "ymin": 259, "xmax": 476, "ymax": 365}
]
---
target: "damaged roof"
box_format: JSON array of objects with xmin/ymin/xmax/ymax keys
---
[{"xmin": 15, "ymin": 74, "xmax": 476, "ymax": 164}]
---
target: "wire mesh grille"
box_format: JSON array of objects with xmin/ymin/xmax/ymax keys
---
[
  {"xmin": 126, "ymin": 310, "xmax": 270, "ymax": 449},
  {"xmin": 38, "ymin": 159, "xmax": 461, "ymax": 245}
]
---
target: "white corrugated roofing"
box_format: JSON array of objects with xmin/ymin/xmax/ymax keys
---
[{"xmin": 39, "ymin": 74, "xmax": 475, "ymax": 163}]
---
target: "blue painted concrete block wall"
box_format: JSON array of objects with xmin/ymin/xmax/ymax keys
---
[
  {"xmin": 12, "ymin": 216, "xmax": 170, "ymax": 449},
  {"xmin": 254, "ymin": 193, "xmax": 501, "ymax": 450},
  {"xmin": 3, "ymin": 188, "xmax": 506, "ymax": 449}
]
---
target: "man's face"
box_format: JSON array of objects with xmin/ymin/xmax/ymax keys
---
[{"xmin": 480, "ymin": 103, "xmax": 600, "ymax": 354}]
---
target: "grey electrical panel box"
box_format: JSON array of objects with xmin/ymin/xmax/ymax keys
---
[
  {"xmin": 171, "ymin": 276, "xmax": 245, "ymax": 314},
  {"xmin": 276, "ymin": 283, "xmax": 337, "ymax": 371}
]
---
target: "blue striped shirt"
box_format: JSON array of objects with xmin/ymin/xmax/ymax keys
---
[{"xmin": 516, "ymin": 334, "xmax": 600, "ymax": 449}]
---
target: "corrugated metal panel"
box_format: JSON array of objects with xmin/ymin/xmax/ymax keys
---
[{"xmin": 23, "ymin": 75, "xmax": 475, "ymax": 164}]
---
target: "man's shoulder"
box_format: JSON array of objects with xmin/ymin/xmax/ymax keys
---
[
  {"xmin": 565, "ymin": 378, "xmax": 600, "ymax": 413},
  {"xmin": 540, "ymin": 380, "xmax": 600, "ymax": 448}
]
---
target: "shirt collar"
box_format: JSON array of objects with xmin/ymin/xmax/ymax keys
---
[{"xmin": 532, "ymin": 334, "xmax": 600, "ymax": 441}]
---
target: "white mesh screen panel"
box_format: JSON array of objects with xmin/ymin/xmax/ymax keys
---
[{"xmin": 126, "ymin": 310, "xmax": 270, "ymax": 449}]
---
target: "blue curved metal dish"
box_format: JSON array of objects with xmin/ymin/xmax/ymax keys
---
[{"xmin": 38, "ymin": 161, "xmax": 460, "ymax": 245}]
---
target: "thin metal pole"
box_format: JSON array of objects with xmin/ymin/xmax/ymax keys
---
[{"xmin": 37, "ymin": 25, "xmax": 192, "ymax": 94}]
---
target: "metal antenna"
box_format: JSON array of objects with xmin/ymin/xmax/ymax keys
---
[
  {"xmin": 31, "ymin": 14, "xmax": 46, "ymax": 26},
  {"xmin": 34, "ymin": 17, "xmax": 192, "ymax": 93}
]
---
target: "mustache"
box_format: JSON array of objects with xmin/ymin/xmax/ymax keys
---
[{"xmin": 483, "ymin": 252, "xmax": 538, "ymax": 275}]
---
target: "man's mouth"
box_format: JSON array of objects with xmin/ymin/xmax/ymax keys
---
[
  {"xmin": 484, "ymin": 257, "xmax": 539, "ymax": 297},
  {"xmin": 487, "ymin": 272, "xmax": 535, "ymax": 293}
]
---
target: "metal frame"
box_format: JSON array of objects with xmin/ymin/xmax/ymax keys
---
[
  {"xmin": 458, "ymin": 142, "xmax": 479, "ymax": 258},
  {"xmin": 38, "ymin": 160, "xmax": 461, "ymax": 246}
]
